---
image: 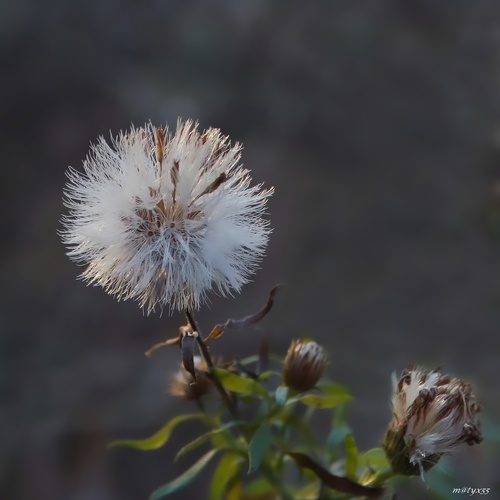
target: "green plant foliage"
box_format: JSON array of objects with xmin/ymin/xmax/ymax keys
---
[
  {"xmin": 344, "ymin": 434, "xmax": 358, "ymax": 480},
  {"xmin": 297, "ymin": 392, "xmax": 353, "ymax": 409},
  {"xmin": 110, "ymin": 322, "xmax": 483, "ymax": 499},
  {"xmin": 327, "ymin": 423, "xmax": 352, "ymax": 457},
  {"xmin": 274, "ymin": 385, "xmax": 289, "ymax": 406},
  {"xmin": 213, "ymin": 368, "xmax": 270, "ymax": 399},
  {"xmin": 149, "ymin": 449, "xmax": 220, "ymax": 500},
  {"xmin": 274, "ymin": 413, "xmax": 316, "ymax": 446},
  {"xmin": 108, "ymin": 413, "xmax": 207, "ymax": 451},
  {"xmin": 247, "ymin": 423, "xmax": 273, "ymax": 473},
  {"xmin": 174, "ymin": 421, "xmax": 241, "ymax": 461},
  {"xmin": 358, "ymin": 448, "xmax": 388, "ymax": 470},
  {"xmin": 209, "ymin": 452, "xmax": 244, "ymax": 500},
  {"xmin": 242, "ymin": 476, "xmax": 275, "ymax": 498}
]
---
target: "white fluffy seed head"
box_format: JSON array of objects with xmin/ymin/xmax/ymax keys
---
[
  {"xmin": 61, "ymin": 119, "xmax": 273, "ymax": 314},
  {"xmin": 384, "ymin": 367, "xmax": 482, "ymax": 478}
]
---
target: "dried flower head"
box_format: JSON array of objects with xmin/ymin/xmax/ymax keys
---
[
  {"xmin": 282, "ymin": 339, "xmax": 328, "ymax": 393},
  {"xmin": 169, "ymin": 356, "xmax": 211, "ymax": 401},
  {"xmin": 61, "ymin": 119, "xmax": 273, "ymax": 313},
  {"xmin": 383, "ymin": 367, "xmax": 482, "ymax": 478}
]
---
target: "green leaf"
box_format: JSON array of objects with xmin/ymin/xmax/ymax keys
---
[
  {"xmin": 108, "ymin": 413, "xmax": 206, "ymax": 451},
  {"xmin": 298, "ymin": 392, "xmax": 352, "ymax": 409},
  {"xmin": 257, "ymin": 370, "xmax": 280, "ymax": 381},
  {"xmin": 149, "ymin": 449, "xmax": 219, "ymax": 499},
  {"xmin": 214, "ymin": 368, "xmax": 269, "ymax": 399},
  {"xmin": 344, "ymin": 434, "xmax": 358, "ymax": 480},
  {"xmin": 248, "ymin": 423, "xmax": 272, "ymax": 473},
  {"xmin": 288, "ymin": 383, "xmax": 352, "ymax": 410},
  {"xmin": 294, "ymin": 481, "xmax": 321, "ymax": 500},
  {"xmin": 326, "ymin": 423, "xmax": 352, "ymax": 457},
  {"xmin": 275, "ymin": 386, "xmax": 289, "ymax": 406},
  {"xmin": 358, "ymin": 448, "xmax": 390, "ymax": 485},
  {"xmin": 175, "ymin": 421, "xmax": 240, "ymax": 461},
  {"xmin": 359, "ymin": 448, "xmax": 388, "ymax": 469},
  {"xmin": 316, "ymin": 382, "xmax": 352, "ymax": 398},
  {"xmin": 209, "ymin": 452, "xmax": 243, "ymax": 500},
  {"xmin": 243, "ymin": 477, "xmax": 275, "ymax": 497}
]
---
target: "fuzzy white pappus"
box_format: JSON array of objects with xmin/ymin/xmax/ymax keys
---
[{"xmin": 61, "ymin": 119, "xmax": 273, "ymax": 314}]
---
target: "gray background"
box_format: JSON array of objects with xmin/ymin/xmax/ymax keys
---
[{"xmin": 1, "ymin": 1, "xmax": 499, "ymax": 498}]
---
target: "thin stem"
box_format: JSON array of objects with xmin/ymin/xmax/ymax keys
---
[{"xmin": 185, "ymin": 309, "xmax": 240, "ymax": 420}]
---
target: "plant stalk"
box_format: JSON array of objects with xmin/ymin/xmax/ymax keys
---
[{"xmin": 185, "ymin": 309, "xmax": 240, "ymax": 420}]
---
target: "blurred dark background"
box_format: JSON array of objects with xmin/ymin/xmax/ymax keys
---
[{"xmin": 2, "ymin": 1, "xmax": 500, "ymax": 498}]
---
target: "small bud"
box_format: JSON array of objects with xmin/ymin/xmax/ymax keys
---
[
  {"xmin": 383, "ymin": 367, "xmax": 482, "ymax": 478},
  {"xmin": 282, "ymin": 339, "xmax": 328, "ymax": 393},
  {"xmin": 169, "ymin": 356, "xmax": 211, "ymax": 401}
]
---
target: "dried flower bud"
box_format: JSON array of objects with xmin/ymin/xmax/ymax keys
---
[
  {"xmin": 169, "ymin": 356, "xmax": 211, "ymax": 401},
  {"xmin": 383, "ymin": 367, "xmax": 482, "ymax": 478},
  {"xmin": 282, "ymin": 339, "xmax": 328, "ymax": 393}
]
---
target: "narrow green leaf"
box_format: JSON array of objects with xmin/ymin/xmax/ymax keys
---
[
  {"xmin": 248, "ymin": 423, "xmax": 272, "ymax": 473},
  {"xmin": 175, "ymin": 421, "xmax": 240, "ymax": 461},
  {"xmin": 257, "ymin": 370, "xmax": 280, "ymax": 381},
  {"xmin": 275, "ymin": 386, "xmax": 289, "ymax": 406},
  {"xmin": 209, "ymin": 452, "xmax": 243, "ymax": 500},
  {"xmin": 149, "ymin": 449, "xmax": 219, "ymax": 499},
  {"xmin": 214, "ymin": 368, "xmax": 269, "ymax": 399},
  {"xmin": 344, "ymin": 434, "xmax": 358, "ymax": 480},
  {"xmin": 108, "ymin": 413, "xmax": 206, "ymax": 451},
  {"xmin": 298, "ymin": 392, "xmax": 352, "ymax": 409}
]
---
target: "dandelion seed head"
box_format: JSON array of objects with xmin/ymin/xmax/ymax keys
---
[{"xmin": 61, "ymin": 119, "xmax": 273, "ymax": 314}]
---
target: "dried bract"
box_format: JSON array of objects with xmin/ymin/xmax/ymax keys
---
[{"xmin": 170, "ymin": 356, "xmax": 211, "ymax": 401}]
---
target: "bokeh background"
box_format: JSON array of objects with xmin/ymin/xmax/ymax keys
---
[{"xmin": 2, "ymin": 1, "xmax": 500, "ymax": 498}]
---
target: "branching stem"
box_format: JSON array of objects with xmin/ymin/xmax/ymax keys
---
[{"xmin": 185, "ymin": 309, "xmax": 240, "ymax": 420}]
